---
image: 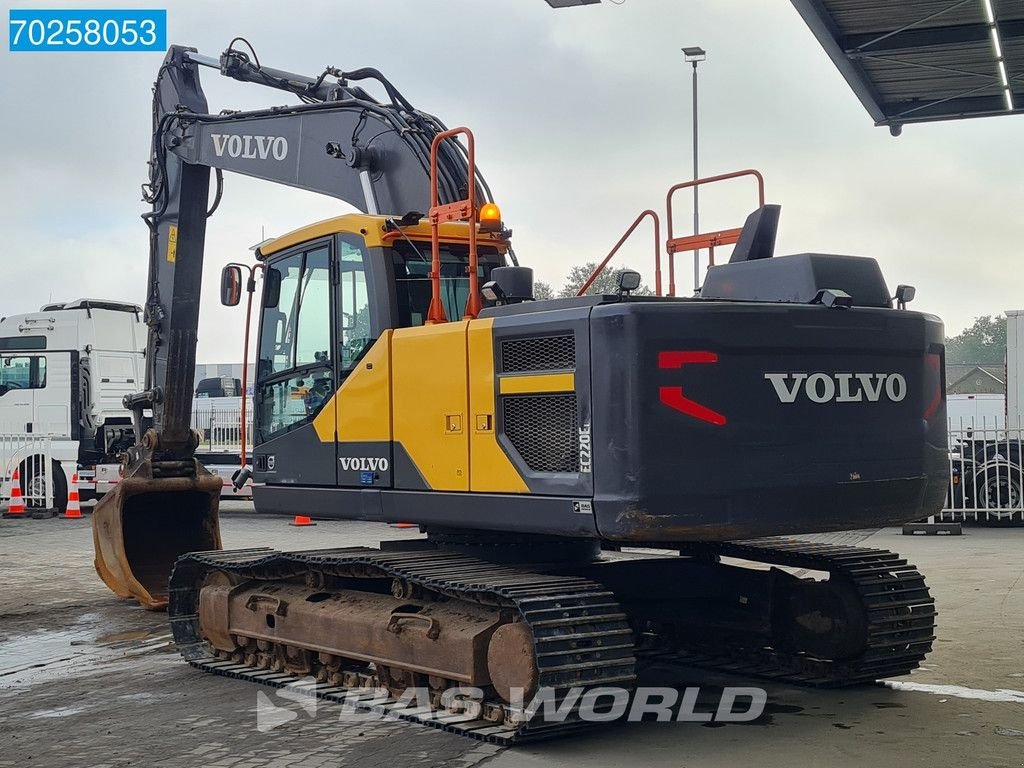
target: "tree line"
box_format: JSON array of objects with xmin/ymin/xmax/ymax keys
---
[
  {"xmin": 945, "ymin": 315, "xmax": 1005, "ymax": 365},
  {"xmin": 533, "ymin": 262, "xmax": 654, "ymax": 301}
]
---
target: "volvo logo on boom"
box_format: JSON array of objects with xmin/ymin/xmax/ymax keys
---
[
  {"xmin": 765, "ymin": 372, "xmax": 907, "ymax": 404},
  {"xmin": 210, "ymin": 133, "xmax": 289, "ymax": 161}
]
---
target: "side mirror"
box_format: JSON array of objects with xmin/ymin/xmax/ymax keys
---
[
  {"xmin": 263, "ymin": 267, "xmax": 282, "ymax": 309},
  {"xmin": 220, "ymin": 265, "xmax": 242, "ymax": 307}
]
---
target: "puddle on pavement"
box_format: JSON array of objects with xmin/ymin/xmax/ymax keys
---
[
  {"xmin": 0, "ymin": 610, "xmax": 173, "ymax": 687},
  {"xmin": 0, "ymin": 613, "xmax": 100, "ymax": 678},
  {"xmin": 97, "ymin": 625, "xmax": 175, "ymax": 658},
  {"xmin": 765, "ymin": 703, "xmax": 803, "ymax": 715},
  {"xmin": 99, "ymin": 629, "xmax": 151, "ymax": 643}
]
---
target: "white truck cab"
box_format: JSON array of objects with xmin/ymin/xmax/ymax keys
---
[{"xmin": 0, "ymin": 299, "xmax": 144, "ymax": 510}]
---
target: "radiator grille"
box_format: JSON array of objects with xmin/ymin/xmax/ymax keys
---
[
  {"xmin": 500, "ymin": 335, "xmax": 575, "ymax": 373},
  {"xmin": 503, "ymin": 394, "xmax": 579, "ymax": 473}
]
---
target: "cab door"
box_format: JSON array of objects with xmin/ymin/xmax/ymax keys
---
[
  {"xmin": 0, "ymin": 355, "xmax": 46, "ymax": 433},
  {"xmin": 332, "ymin": 233, "xmax": 395, "ymax": 488},
  {"xmin": 252, "ymin": 240, "xmax": 339, "ymax": 486},
  {"xmin": 33, "ymin": 353, "xmax": 72, "ymax": 437}
]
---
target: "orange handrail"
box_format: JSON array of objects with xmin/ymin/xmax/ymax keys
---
[
  {"xmin": 227, "ymin": 261, "xmax": 264, "ymax": 468},
  {"xmin": 427, "ymin": 127, "xmax": 481, "ymax": 323},
  {"xmin": 576, "ymin": 210, "xmax": 662, "ymax": 296},
  {"xmin": 665, "ymin": 169, "xmax": 765, "ymax": 294}
]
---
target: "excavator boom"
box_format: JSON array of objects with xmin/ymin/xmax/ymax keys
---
[{"xmin": 94, "ymin": 43, "xmax": 493, "ymax": 609}]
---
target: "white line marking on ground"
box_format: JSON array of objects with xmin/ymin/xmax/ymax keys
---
[{"xmin": 885, "ymin": 681, "xmax": 1024, "ymax": 703}]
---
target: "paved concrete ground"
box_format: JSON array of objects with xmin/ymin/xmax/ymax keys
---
[{"xmin": 1, "ymin": 505, "xmax": 1022, "ymax": 767}]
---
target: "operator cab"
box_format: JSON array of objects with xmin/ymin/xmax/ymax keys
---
[{"xmin": 221, "ymin": 213, "xmax": 510, "ymax": 454}]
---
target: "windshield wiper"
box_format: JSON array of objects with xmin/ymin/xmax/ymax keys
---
[{"xmin": 386, "ymin": 217, "xmax": 428, "ymax": 262}]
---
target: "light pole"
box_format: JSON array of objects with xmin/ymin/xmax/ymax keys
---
[{"xmin": 682, "ymin": 46, "xmax": 706, "ymax": 292}]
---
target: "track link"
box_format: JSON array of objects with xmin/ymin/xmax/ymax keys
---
[
  {"xmin": 653, "ymin": 537, "xmax": 936, "ymax": 687},
  {"xmin": 168, "ymin": 547, "xmax": 637, "ymax": 744}
]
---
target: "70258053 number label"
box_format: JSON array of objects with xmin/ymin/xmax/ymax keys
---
[{"xmin": 9, "ymin": 9, "xmax": 166, "ymax": 52}]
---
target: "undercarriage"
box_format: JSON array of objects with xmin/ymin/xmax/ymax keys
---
[{"xmin": 168, "ymin": 534, "xmax": 935, "ymax": 744}]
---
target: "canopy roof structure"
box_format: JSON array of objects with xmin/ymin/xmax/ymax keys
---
[{"xmin": 792, "ymin": 0, "xmax": 1024, "ymax": 133}]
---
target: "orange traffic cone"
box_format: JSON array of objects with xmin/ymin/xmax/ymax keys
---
[
  {"xmin": 4, "ymin": 467, "xmax": 26, "ymax": 519},
  {"xmin": 290, "ymin": 515, "xmax": 316, "ymax": 526},
  {"xmin": 63, "ymin": 473, "xmax": 83, "ymax": 519}
]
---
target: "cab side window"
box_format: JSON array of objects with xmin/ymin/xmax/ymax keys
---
[
  {"xmin": 259, "ymin": 252, "xmax": 303, "ymax": 377},
  {"xmin": 339, "ymin": 236, "xmax": 372, "ymax": 370},
  {"xmin": 257, "ymin": 245, "xmax": 333, "ymax": 439},
  {"xmin": 0, "ymin": 356, "xmax": 46, "ymax": 393},
  {"xmin": 293, "ymin": 247, "xmax": 332, "ymax": 368}
]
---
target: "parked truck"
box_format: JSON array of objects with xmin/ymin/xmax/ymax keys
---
[
  {"xmin": 0, "ymin": 299, "xmax": 250, "ymax": 513},
  {"xmin": 0, "ymin": 299, "xmax": 144, "ymax": 511}
]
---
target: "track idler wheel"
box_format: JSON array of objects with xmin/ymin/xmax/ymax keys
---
[
  {"xmin": 487, "ymin": 621, "xmax": 539, "ymax": 703},
  {"xmin": 773, "ymin": 578, "xmax": 867, "ymax": 660}
]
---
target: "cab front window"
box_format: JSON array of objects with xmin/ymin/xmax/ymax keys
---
[{"xmin": 391, "ymin": 241, "xmax": 505, "ymax": 327}]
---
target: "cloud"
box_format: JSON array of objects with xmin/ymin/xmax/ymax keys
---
[{"xmin": 1, "ymin": 0, "xmax": 1021, "ymax": 368}]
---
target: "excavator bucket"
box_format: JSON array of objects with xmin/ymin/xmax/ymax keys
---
[{"xmin": 93, "ymin": 460, "xmax": 222, "ymax": 610}]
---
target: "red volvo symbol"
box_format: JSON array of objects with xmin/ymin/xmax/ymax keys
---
[{"xmin": 658, "ymin": 351, "xmax": 727, "ymax": 426}]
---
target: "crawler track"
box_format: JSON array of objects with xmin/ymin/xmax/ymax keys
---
[
  {"xmin": 168, "ymin": 547, "xmax": 637, "ymax": 744},
  {"xmin": 167, "ymin": 538, "xmax": 935, "ymax": 742},
  {"xmin": 656, "ymin": 537, "xmax": 937, "ymax": 686}
]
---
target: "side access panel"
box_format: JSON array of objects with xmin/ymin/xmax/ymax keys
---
[
  {"xmin": 467, "ymin": 319, "xmax": 529, "ymax": 493},
  {"xmin": 391, "ymin": 322, "xmax": 469, "ymax": 491}
]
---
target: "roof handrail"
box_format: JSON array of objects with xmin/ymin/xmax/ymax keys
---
[
  {"xmin": 665, "ymin": 169, "xmax": 765, "ymax": 294},
  {"xmin": 576, "ymin": 210, "xmax": 662, "ymax": 296},
  {"xmin": 427, "ymin": 127, "xmax": 482, "ymax": 323}
]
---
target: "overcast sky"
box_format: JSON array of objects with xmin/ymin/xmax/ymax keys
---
[{"xmin": 2, "ymin": 0, "xmax": 1022, "ymax": 364}]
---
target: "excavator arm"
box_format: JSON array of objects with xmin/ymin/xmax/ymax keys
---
[{"xmin": 94, "ymin": 42, "xmax": 492, "ymax": 609}]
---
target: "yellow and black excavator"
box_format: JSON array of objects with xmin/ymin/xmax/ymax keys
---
[{"xmin": 93, "ymin": 42, "xmax": 949, "ymax": 742}]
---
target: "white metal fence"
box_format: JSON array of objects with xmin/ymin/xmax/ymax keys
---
[
  {"xmin": 0, "ymin": 434, "xmax": 55, "ymax": 509},
  {"xmin": 942, "ymin": 417, "xmax": 1024, "ymax": 524},
  {"xmin": 191, "ymin": 406, "xmax": 253, "ymax": 455},
  {"xmin": 9, "ymin": 414, "xmax": 1017, "ymax": 522}
]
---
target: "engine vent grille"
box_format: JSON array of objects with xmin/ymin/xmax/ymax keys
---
[
  {"xmin": 503, "ymin": 394, "xmax": 579, "ymax": 473},
  {"xmin": 500, "ymin": 335, "xmax": 575, "ymax": 373}
]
